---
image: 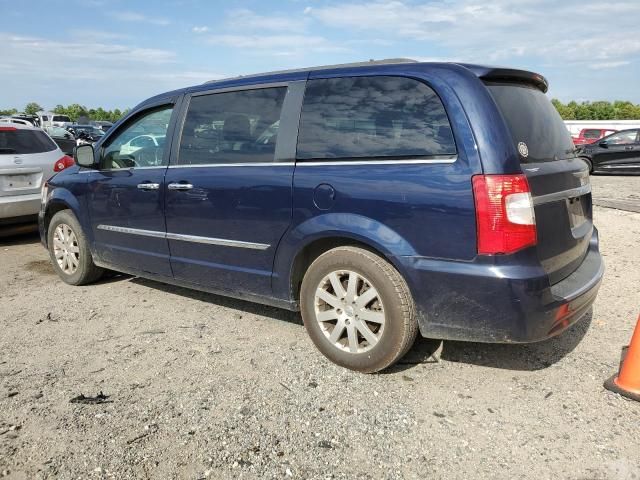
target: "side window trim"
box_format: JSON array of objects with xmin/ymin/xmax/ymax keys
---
[
  {"xmin": 97, "ymin": 97, "xmax": 182, "ymax": 171},
  {"xmin": 169, "ymin": 82, "xmax": 296, "ymax": 167}
]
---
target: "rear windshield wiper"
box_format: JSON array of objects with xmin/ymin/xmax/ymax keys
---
[{"xmin": 0, "ymin": 148, "xmax": 17, "ymax": 154}]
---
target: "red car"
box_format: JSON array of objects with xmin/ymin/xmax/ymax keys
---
[{"xmin": 572, "ymin": 128, "xmax": 617, "ymax": 146}]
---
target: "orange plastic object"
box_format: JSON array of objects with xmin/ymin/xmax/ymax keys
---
[{"xmin": 604, "ymin": 314, "xmax": 640, "ymax": 402}]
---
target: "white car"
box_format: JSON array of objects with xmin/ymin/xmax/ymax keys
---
[
  {"xmin": 0, "ymin": 123, "xmax": 74, "ymax": 228},
  {"xmin": 0, "ymin": 117, "xmax": 32, "ymax": 126},
  {"xmin": 119, "ymin": 134, "xmax": 165, "ymax": 155}
]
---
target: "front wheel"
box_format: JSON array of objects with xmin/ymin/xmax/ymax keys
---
[
  {"xmin": 300, "ymin": 246, "xmax": 417, "ymax": 373},
  {"xmin": 48, "ymin": 210, "xmax": 104, "ymax": 285},
  {"xmin": 580, "ymin": 157, "xmax": 593, "ymax": 174}
]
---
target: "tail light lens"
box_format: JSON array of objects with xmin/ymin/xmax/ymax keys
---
[
  {"xmin": 54, "ymin": 155, "xmax": 75, "ymax": 172},
  {"xmin": 472, "ymin": 174, "xmax": 537, "ymax": 255}
]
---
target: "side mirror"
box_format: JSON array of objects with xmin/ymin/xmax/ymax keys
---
[
  {"xmin": 598, "ymin": 141, "xmax": 608, "ymax": 148},
  {"xmin": 74, "ymin": 144, "xmax": 97, "ymax": 168}
]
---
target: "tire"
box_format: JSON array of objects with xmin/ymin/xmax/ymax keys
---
[
  {"xmin": 300, "ymin": 246, "xmax": 417, "ymax": 373},
  {"xmin": 581, "ymin": 157, "xmax": 593, "ymax": 174},
  {"xmin": 47, "ymin": 210, "xmax": 104, "ymax": 286}
]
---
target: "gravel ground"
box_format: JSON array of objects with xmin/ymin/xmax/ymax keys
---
[{"xmin": 0, "ymin": 176, "xmax": 639, "ymax": 479}]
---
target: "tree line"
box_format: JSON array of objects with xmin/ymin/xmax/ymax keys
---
[
  {"xmin": 551, "ymin": 99, "xmax": 640, "ymax": 120},
  {"xmin": 0, "ymin": 102, "xmax": 129, "ymax": 123},
  {"xmin": 3, "ymin": 99, "xmax": 640, "ymax": 123}
]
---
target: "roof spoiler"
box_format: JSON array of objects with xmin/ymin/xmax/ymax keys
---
[{"xmin": 472, "ymin": 66, "xmax": 549, "ymax": 93}]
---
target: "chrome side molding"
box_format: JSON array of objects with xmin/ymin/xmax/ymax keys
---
[
  {"xmin": 96, "ymin": 225, "xmax": 270, "ymax": 250},
  {"xmin": 532, "ymin": 183, "xmax": 592, "ymax": 206}
]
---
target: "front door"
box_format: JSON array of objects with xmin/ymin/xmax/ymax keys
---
[
  {"xmin": 164, "ymin": 84, "xmax": 300, "ymax": 296},
  {"xmin": 86, "ymin": 105, "xmax": 176, "ymax": 276},
  {"xmin": 593, "ymin": 129, "xmax": 640, "ymax": 172}
]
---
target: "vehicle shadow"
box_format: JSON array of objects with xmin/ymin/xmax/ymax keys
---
[
  {"xmin": 129, "ymin": 277, "xmax": 303, "ymax": 325},
  {"xmin": 114, "ymin": 275, "xmax": 593, "ymax": 372},
  {"xmin": 0, "ymin": 227, "xmax": 40, "ymax": 245},
  {"xmin": 391, "ymin": 309, "xmax": 593, "ymax": 373}
]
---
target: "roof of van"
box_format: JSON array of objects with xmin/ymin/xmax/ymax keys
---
[
  {"xmin": 137, "ymin": 58, "xmax": 548, "ymax": 109},
  {"xmin": 202, "ymin": 59, "xmax": 548, "ymax": 92}
]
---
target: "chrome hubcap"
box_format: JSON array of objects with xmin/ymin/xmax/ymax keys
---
[
  {"xmin": 314, "ymin": 270, "xmax": 385, "ymax": 354},
  {"xmin": 53, "ymin": 223, "xmax": 80, "ymax": 275}
]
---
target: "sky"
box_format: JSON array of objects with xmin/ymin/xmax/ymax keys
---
[{"xmin": 1, "ymin": 0, "xmax": 639, "ymax": 111}]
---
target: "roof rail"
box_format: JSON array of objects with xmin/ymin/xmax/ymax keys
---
[{"xmin": 203, "ymin": 58, "xmax": 418, "ymax": 85}]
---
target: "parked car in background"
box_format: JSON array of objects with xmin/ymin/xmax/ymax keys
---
[
  {"xmin": 577, "ymin": 128, "xmax": 640, "ymax": 173},
  {"xmin": 39, "ymin": 60, "xmax": 603, "ymax": 372},
  {"xmin": 0, "ymin": 117, "xmax": 33, "ymax": 127},
  {"xmin": 572, "ymin": 128, "xmax": 617, "ymax": 146},
  {"xmin": 92, "ymin": 121, "xmax": 113, "ymax": 132},
  {"xmin": 119, "ymin": 134, "xmax": 166, "ymax": 156},
  {"xmin": 1, "ymin": 123, "xmax": 74, "ymax": 230},
  {"xmin": 67, "ymin": 124, "xmax": 105, "ymax": 145},
  {"xmin": 1, "ymin": 114, "xmax": 39, "ymax": 126},
  {"xmin": 38, "ymin": 113, "xmax": 73, "ymax": 129},
  {"xmin": 44, "ymin": 126, "xmax": 76, "ymax": 155}
]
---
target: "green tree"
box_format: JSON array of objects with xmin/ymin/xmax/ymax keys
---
[
  {"xmin": 24, "ymin": 102, "xmax": 43, "ymax": 115},
  {"xmin": 0, "ymin": 108, "xmax": 18, "ymax": 117}
]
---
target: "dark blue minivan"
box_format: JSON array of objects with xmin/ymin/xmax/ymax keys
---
[{"xmin": 39, "ymin": 59, "xmax": 603, "ymax": 372}]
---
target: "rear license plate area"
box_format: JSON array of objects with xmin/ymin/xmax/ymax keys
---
[
  {"xmin": 2, "ymin": 174, "xmax": 37, "ymax": 190},
  {"xmin": 567, "ymin": 196, "xmax": 586, "ymax": 228}
]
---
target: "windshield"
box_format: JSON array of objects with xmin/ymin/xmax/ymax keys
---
[
  {"xmin": 53, "ymin": 115, "xmax": 71, "ymax": 122},
  {"xmin": 486, "ymin": 83, "xmax": 576, "ymax": 163},
  {"xmin": 0, "ymin": 129, "xmax": 57, "ymax": 154}
]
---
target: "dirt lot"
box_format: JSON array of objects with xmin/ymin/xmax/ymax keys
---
[{"xmin": 1, "ymin": 176, "xmax": 639, "ymax": 479}]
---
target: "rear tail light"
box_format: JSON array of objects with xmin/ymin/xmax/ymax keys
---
[
  {"xmin": 54, "ymin": 155, "xmax": 75, "ymax": 172},
  {"xmin": 472, "ymin": 174, "xmax": 537, "ymax": 255},
  {"xmin": 0, "ymin": 126, "xmax": 17, "ymax": 131}
]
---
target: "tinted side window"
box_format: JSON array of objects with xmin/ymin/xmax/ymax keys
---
[
  {"xmin": 177, "ymin": 87, "xmax": 287, "ymax": 165},
  {"xmin": 296, "ymin": 76, "xmax": 456, "ymax": 160},
  {"xmin": 101, "ymin": 106, "xmax": 173, "ymax": 170}
]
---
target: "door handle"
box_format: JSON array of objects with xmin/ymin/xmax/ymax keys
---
[
  {"xmin": 624, "ymin": 146, "xmax": 634, "ymax": 150},
  {"xmin": 167, "ymin": 183, "xmax": 194, "ymax": 191},
  {"xmin": 137, "ymin": 183, "xmax": 160, "ymax": 190}
]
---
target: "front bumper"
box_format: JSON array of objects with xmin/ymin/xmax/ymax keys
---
[
  {"xmin": 0, "ymin": 193, "xmax": 40, "ymax": 222},
  {"xmin": 396, "ymin": 228, "xmax": 603, "ymax": 343}
]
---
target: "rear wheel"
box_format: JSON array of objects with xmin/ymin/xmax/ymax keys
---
[
  {"xmin": 300, "ymin": 246, "xmax": 417, "ymax": 373},
  {"xmin": 580, "ymin": 157, "xmax": 593, "ymax": 174},
  {"xmin": 48, "ymin": 210, "xmax": 104, "ymax": 285}
]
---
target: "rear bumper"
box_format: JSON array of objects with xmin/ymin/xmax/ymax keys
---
[
  {"xmin": 0, "ymin": 193, "xmax": 41, "ymax": 221},
  {"xmin": 396, "ymin": 228, "xmax": 603, "ymax": 343}
]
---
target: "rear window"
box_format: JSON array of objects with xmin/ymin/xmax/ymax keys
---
[
  {"xmin": 0, "ymin": 129, "xmax": 57, "ymax": 154},
  {"xmin": 583, "ymin": 129, "xmax": 602, "ymax": 139},
  {"xmin": 486, "ymin": 83, "xmax": 575, "ymax": 162},
  {"xmin": 297, "ymin": 76, "xmax": 456, "ymax": 160},
  {"xmin": 53, "ymin": 115, "xmax": 71, "ymax": 123}
]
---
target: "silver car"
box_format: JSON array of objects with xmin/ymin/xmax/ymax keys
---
[{"xmin": 0, "ymin": 122, "xmax": 71, "ymax": 229}]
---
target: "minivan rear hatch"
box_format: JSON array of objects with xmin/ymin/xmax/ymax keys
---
[{"xmin": 486, "ymin": 82, "xmax": 591, "ymax": 284}]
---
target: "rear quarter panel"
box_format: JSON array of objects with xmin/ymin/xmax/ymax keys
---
[{"xmin": 273, "ymin": 66, "xmax": 487, "ymax": 301}]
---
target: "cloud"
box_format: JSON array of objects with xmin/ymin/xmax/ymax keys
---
[
  {"xmin": 204, "ymin": 34, "xmax": 347, "ymax": 56},
  {"xmin": 192, "ymin": 26, "xmax": 209, "ymax": 33},
  {"xmin": 589, "ymin": 61, "xmax": 631, "ymax": 70},
  {"xmin": 67, "ymin": 29, "xmax": 130, "ymax": 41},
  {"xmin": 201, "ymin": 8, "xmax": 345, "ymax": 57},
  {"xmin": 108, "ymin": 11, "xmax": 170, "ymax": 26},
  {"xmin": 306, "ymin": 0, "xmax": 640, "ymax": 68},
  {"xmin": 0, "ymin": 32, "xmax": 218, "ymax": 108},
  {"xmin": 226, "ymin": 8, "xmax": 308, "ymax": 33}
]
